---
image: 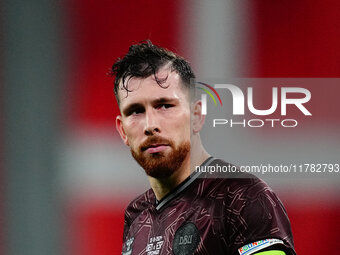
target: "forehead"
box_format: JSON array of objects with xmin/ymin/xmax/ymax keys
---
[{"xmin": 118, "ymin": 69, "xmax": 189, "ymax": 108}]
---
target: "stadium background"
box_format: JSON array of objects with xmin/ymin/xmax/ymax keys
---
[{"xmin": 2, "ymin": 0, "xmax": 339, "ymax": 254}]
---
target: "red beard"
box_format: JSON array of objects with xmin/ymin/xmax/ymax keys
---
[{"xmin": 131, "ymin": 136, "xmax": 190, "ymax": 179}]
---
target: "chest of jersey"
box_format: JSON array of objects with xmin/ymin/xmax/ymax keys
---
[{"xmin": 122, "ymin": 196, "xmax": 228, "ymax": 255}]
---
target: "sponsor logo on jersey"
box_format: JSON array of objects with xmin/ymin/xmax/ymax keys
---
[
  {"xmin": 146, "ymin": 235, "xmax": 164, "ymax": 255},
  {"xmin": 122, "ymin": 237, "xmax": 134, "ymax": 255},
  {"xmin": 173, "ymin": 222, "xmax": 200, "ymax": 255},
  {"xmin": 238, "ymin": 238, "xmax": 284, "ymax": 255}
]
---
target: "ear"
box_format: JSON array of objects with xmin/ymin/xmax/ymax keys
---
[
  {"xmin": 192, "ymin": 100, "xmax": 206, "ymax": 133},
  {"xmin": 116, "ymin": 115, "xmax": 129, "ymax": 146}
]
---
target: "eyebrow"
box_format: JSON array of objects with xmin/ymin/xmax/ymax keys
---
[
  {"xmin": 122, "ymin": 97, "xmax": 179, "ymax": 116},
  {"xmin": 152, "ymin": 97, "xmax": 178, "ymax": 105}
]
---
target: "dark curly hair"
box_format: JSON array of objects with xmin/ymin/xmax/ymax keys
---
[{"xmin": 110, "ymin": 40, "xmax": 195, "ymax": 104}]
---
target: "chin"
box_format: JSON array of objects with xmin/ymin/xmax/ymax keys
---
[{"xmin": 131, "ymin": 141, "xmax": 191, "ymax": 179}]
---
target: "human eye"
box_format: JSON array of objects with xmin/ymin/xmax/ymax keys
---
[
  {"xmin": 125, "ymin": 106, "xmax": 144, "ymax": 116},
  {"xmin": 158, "ymin": 103, "xmax": 174, "ymax": 110}
]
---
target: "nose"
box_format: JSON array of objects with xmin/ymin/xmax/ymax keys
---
[{"xmin": 144, "ymin": 108, "xmax": 160, "ymax": 136}]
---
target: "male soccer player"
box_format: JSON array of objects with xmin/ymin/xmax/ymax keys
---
[{"xmin": 111, "ymin": 41, "xmax": 296, "ymax": 255}]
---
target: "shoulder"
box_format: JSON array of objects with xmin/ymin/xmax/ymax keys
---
[
  {"xmin": 205, "ymin": 158, "xmax": 296, "ymax": 254},
  {"xmin": 124, "ymin": 188, "xmax": 155, "ymax": 227},
  {"xmin": 200, "ymin": 157, "xmax": 266, "ymax": 196},
  {"xmin": 208, "ymin": 158, "xmax": 287, "ymax": 225}
]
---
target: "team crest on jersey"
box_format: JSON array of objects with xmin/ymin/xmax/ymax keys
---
[
  {"xmin": 173, "ymin": 222, "xmax": 200, "ymax": 255},
  {"xmin": 238, "ymin": 238, "xmax": 284, "ymax": 255},
  {"xmin": 122, "ymin": 237, "xmax": 134, "ymax": 255}
]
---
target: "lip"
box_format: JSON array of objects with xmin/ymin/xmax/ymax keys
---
[{"xmin": 145, "ymin": 144, "xmax": 169, "ymax": 154}]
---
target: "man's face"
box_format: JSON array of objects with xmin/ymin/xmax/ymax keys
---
[{"xmin": 116, "ymin": 68, "xmax": 191, "ymax": 178}]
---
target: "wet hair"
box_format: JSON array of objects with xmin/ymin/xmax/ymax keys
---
[{"xmin": 110, "ymin": 40, "xmax": 195, "ymax": 104}]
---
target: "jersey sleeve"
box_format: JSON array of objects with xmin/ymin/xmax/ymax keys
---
[{"xmin": 226, "ymin": 178, "xmax": 296, "ymax": 255}]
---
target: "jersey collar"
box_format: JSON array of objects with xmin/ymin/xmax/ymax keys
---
[{"xmin": 154, "ymin": 156, "xmax": 215, "ymax": 211}]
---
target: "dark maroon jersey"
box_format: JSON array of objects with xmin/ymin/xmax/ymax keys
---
[{"xmin": 122, "ymin": 157, "xmax": 296, "ymax": 255}]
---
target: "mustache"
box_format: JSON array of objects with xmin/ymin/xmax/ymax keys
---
[{"xmin": 140, "ymin": 136, "xmax": 172, "ymax": 151}]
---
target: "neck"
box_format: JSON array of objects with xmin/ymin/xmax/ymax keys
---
[{"xmin": 148, "ymin": 138, "xmax": 209, "ymax": 201}]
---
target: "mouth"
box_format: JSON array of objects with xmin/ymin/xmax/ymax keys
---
[{"xmin": 143, "ymin": 144, "xmax": 169, "ymax": 154}]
